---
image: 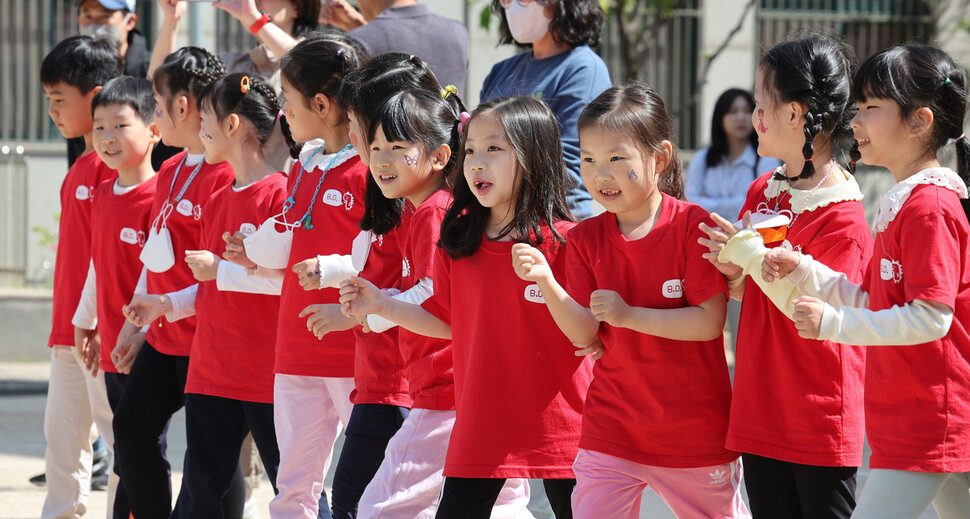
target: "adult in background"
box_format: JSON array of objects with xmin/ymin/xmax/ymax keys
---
[
  {"xmin": 480, "ymin": 0, "xmax": 611, "ymax": 220},
  {"xmin": 320, "ymin": 0, "xmax": 469, "ymax": 93},
  {"xmin": 686, "ymin": 88, "xmax": 781, "ymax": 357}
]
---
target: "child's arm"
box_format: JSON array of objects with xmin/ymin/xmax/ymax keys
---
[
  {"xmin": 71, "ymin": 261, "xmax": 100, "ymax": 375},
  {"xmin": 298, "ymin": 303, "xmax": 357, "ymax": 339},
  {"xmin": 698, "ymin": 216, "xmax": 746, "ymax": 301},
  {"xmin": 292, "ymin": 255, "xmax": 358, "ymax": 291},
  {"xmin": 213, "ymin": 0, "xmax": 299, "ymax": 58},
  {"xmin": 591, "ymin": 290, "xmax": 727, "ymax": 342},
  {"xmin": 366, "ymin": 281, "xmax": 430, "ymax": 333},
  {"xmin": 511, "ymin": 243, "xmax": 599, "ymax": 346},
  {"xmin": 216, "ymin": 260, "xmax": 283, "ymax": 295},
  {"xmin": 339, "ymin": 276, "xmax": 451, "ymax": 340},
  {"xmin": 147, "ymin": 0, "xmax": 185, "ymax": 78},
  {"xmin": 792, "ymin": 296, "xmax": 951, "ymax": 346},
  {"xmin": 763, "ymin": 248, "xmax": 870, "ymax": 309}
]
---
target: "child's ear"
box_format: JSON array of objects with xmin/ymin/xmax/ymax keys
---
[
  {"xmin": 176, "ymin": 95, "xmax": 191, "ymax": 122},
  {"xmin": 788, "ymin": 101, "xmax": 809, "ymax": 128},
  {"xmin": 654, "ymin": 140, "xmax": 673, "ymax": 173},
  {"xmin": 224, "ymin": 113, "xmax": 241, "ymax": 138},
  {"xmin": 313, "ymin": 93, "xmax": 331, "ymax": 119},
  {"xmin": 147, "ymin": 121, "xmax": 162, "ymax": 144},
  {"xmin": 430, "ymin": 144, "xmax": 452, "ymax": 172},
  {"xmin": 84, "ymin": 85, "xmax": 103, "ymax": 103},
  {"xmin": 909, "ymin": 106, "xmax": 935, "ymax": 139}
]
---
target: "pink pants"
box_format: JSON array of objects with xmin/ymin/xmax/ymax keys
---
[
  {"xmin": 270, "ymin": 374, "xmax": 355, "ymax": 519},
  {"xmin": 358, "ymin": 408, "xmax": 533, "ymax": 519},
  {"xmin": 572, "ymin": 449, "xmax": 750, "ymax": 519}
]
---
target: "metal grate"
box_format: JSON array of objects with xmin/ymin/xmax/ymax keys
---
[{"xmin": 0, "ymin": 146, "xmax": 27, "ymax": 286}]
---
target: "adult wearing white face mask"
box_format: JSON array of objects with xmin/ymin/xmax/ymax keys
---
[{"xmin": 480, "ymin": 0, "xmax": 611, "ymax": 221}]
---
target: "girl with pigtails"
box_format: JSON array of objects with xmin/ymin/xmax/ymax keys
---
[
  {"xmin": 759, "ymin": 45, "xmax": 970, "ymax": 519},
  {"xmin": 699, "ymin": 34, "xmax": 873, "ymax": 517}
]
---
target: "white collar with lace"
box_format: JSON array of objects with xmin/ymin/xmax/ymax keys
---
[
  {"xmin": 873, "ymin": 167, "xmax": 968, "ymax": 232},
  {"xmin": 763, "ymin": 164, "xmax": 863, "ymax": 214},
  {"xmin": 299, "ymin": 139, "xmax": 358, "ymax": 172}
]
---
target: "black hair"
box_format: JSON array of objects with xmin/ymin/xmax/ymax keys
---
[
  {"xmin": 91, "ymin": 76, "xmax": 155, "ymax": 124},
  {"xmin": 198, "ymin": 73, "xmax": 280, "ymax": 153},
  {"xmin": 760, "ymin": 33, "xmax": 857, "ymax": 178},
  {"xmin": 40, "ymin": 35, "xmax": 122, "ymax": 93},
  {"xmin": 706, "ymin": 88, "xmax": 759, "ymax": 169},
  {"xmin": 440, "ymin": 96, "xmax": 573, "ymax": 259},
  {"xmin": 291, "ymin": 0, "xmax": 321, "ymax": 38},
  {"xmin": 152, "ymin": 47, "xmax": 226, "ymax": 113},
  {"xmin": 337, "ymin": 53, "xmax": 444, "ymax": 234},
  {"xmin": 280, "ymin": 32, "xmax": 363, "ymax": 108},
  {"xmin": 490, "ymin": 0, "xmax": 603, "ymax": 49},
  {"xmin": 278, "ymin": 115, "xmax": 302, "ymax": 159},
  {"xmin": 854, "ymin": 45, "xmax": 970, "ymax": 194},
  {"xmin": 363, "ymin": 90, "xmax": 464, "ymax": 235},
  {"xmin": 578, "ymin": 82, "xmax": 685, "ymax": 200}
]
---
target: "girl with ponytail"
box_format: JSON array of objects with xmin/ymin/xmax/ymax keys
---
[
  {"xmin": 699, "ymin": 34, "xmax": 873, "ymax": 517},
  {"xmin": 758, "ymin": 44, "xmax": 970, "ymax": 519}
]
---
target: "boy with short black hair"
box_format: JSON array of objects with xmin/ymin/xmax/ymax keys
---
[{"xmin": 39, "ymin": 34, "xmax": 123, "ymax": 519}]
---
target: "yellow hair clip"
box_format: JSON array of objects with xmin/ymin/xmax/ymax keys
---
[
  {"xmin": 240, "ymin": 76, "xmax": 251, "ymax": 94},
  {"xmin": 441, "ymin": 85, "xmax": 458, "ymax": 99}
]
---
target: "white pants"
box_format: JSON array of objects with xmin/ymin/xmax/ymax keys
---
[
  {"xmin": 358, "ymin": 408, "xmax": 533, "ymax": 519},
  {"xmin": 270, "ymin": 374, "xmax": 355, "ymax": 519},
  {"xmin": 852, "ymin": 469, "xmax": 970, "ymax": 519},
  {"xmin": 42, "ymin": 345, "xmax": 119, "ymax": 519}
]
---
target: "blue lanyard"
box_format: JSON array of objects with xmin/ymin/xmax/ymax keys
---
[
  {"xmin": 282, "ymin": 144, "xmax": 353, "ymax": 230},
  {"xmin": 168, "ymin": 154, "xmax": 205, "ymax": 204}
]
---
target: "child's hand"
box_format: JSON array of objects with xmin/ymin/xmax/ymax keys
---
[
  {"xmin": 222, "ymin": 231, "xmax": 256, "ymax": 268},
  {"xmin": 299, "ymin": 303, "xmax": 347, "ymax": 339},
  {"xmin": 573, "ymin": 336, "xmax": 604, "ymax": 360},
  {"xmin": 158, "ymin": 0, "xmax": 187, "ymax": 22},
  {"xmin": 762, "ymin": 248, "xmax": 801, "ymax": 282},
  {"xmin": 698, "ymin": 212, "xmax": 751, "ymax": 280},
  {"xmin": 292, "ymin": 257, "xmax": 320, "ymax": 291},
  {"xmin": 792, "ymin": 296, "xmax": 825, "ymax": 340},
  {"xmin": 319, "ymin": 0, "xmax": 366, "ymax": 31},
  {"xmin": 112, "ymin": 322, "xmax": 145, "ymax": 374},
  {"xmin": 74, "ymin": 327, "xmax": 101, "ymax": 377},
  {"xmin": 511, "ymin": 243, "xmax": 552, "ymax": 283},
  {"xmin": 589, "ymin": 290, "xmax": 630, "ymax": 327},
  {"xmin": 123, "ymin": 294, "xmax": 166, "ymax": 327},
  {"xmin": 338, "ymin": 276, "xmax": 385, "ymax": 316},
  {"xmin": 185, "ymin": 250, "xmax": 220, "ymax": 281}
]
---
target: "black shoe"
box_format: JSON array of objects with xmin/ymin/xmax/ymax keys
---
[
  {"xmin": 29, "ymin": 472, "xmax": 46, "ymax": 486},
  {"xmin": 90, "ymin": 452, "xmax": 110, "ymax": 491}
]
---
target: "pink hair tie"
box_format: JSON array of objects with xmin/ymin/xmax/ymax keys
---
[
  {"xmin": 958, "ymin": 133, "xmax": 966, "ymax": 141},
  {"xmin": 277, "ymin": 110, "xmax": 284, "ymax": 120},
  {"xmin": 457, "ymin": 111, "xmax": 471, "ymax": 135}
]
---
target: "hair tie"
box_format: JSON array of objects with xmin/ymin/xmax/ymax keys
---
[
  {"xmin": 944, "ymin": 77, "xmax": 952, "ymax": 85},
  {"xmin": 441, "ymin": 85, "xmax": 458, "ymax": 99},
  {"xmin": 277, "ymin": 109, "xmax": 284, "ymax": 120},
  {"xmin": 958, "ymin": 133, "xmax": 966, "ymax": 142},
  {"xmin": 240, "ymin": 75, "xmax": 251, "ymax": 94},
  {"xmin": 457, "ymin": 111, "xmax": 471, "ymax": 135},
  {"xmin": 849, "ymin": 161, "xmax": 857, "ymax": 165}
]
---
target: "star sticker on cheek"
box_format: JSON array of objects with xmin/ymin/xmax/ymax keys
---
[
  {"xmin": 403, "ymin": 153, "xmax": 418, "ymax": 166},
  {"xmin": 628, "ymin": 169, "xmax": 638, "ymax": 181}
]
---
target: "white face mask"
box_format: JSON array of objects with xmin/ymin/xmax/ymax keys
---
[
  {"xmin": 244, "ymin": 214, "xmax": 298, "ymax": 270},
  {"xmin": 504, "ymin": 1, "xmax": 552, "ymax": 44},
  {"xmin": 139, "ymin": 203, "xmax": 176, "ymax": 273},
  {"xmin": 79, "ymin": 13, "xmax": 130, "ymax": 45}
]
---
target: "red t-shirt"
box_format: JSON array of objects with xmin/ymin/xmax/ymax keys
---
[
  {"xmin": 145, "ymin": 152, "xmax": 234, "ymax": 356},
  {"xmin": 730, "ymin": 172, "xmax": 872, "ymax": 466},
  {"xmin": 862, "ymin": 183, "xmax": 970, "ymax": 472},
  {"xmin": 350, "ymin": 226, "xmax": 411, "ymax": 407},
  {"xmin": 275, "ymin": 155, "xmax": 368, "ymax": 377},
  {"xmin": 91, "ymin": 176, "xmax": 158, "ymax": 373},
  {"xmin": 564, "ymin": 195, "xmax": 737, "ymax": 468},
  {"xmin": 49, "ymin": 151, "xmax": 116, "ymax": 347},
  {"xmin": 397, "ymin": 190, "xmax": 455, "ymax": 410},
  {"xmin": 422, "ymin": 221, "xmax": 593, "ymax": 478},
  {"xmin": 186, "ymin": 173, "xmax": 288, "ymax": 403}
]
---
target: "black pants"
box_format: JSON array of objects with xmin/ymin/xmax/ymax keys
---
[
  {"xmin": 103, "ymin": 372, "xmax": 131, "ymax": 519},
  {"xmin": 331, "ymin": 403, "xmax": 410, "ymax": 519},
  {"xmin": 436, "ymin": 477, "xmax": 576, "ymax": 519},
  {"xmin": 172, "ymin": 393, "xmax": 280, "ymax": 518},
  {"xmin": 112, "ymin": 341, "xmax": 245, "ymax": 519},
  {"xmin": 742, "ymin": 452, "xmax": 857, "ymax": 519}
]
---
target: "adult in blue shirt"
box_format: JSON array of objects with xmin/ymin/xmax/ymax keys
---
[{"xmin": 481, "ymin": 0, "xmax": 611, "ymax": 220}]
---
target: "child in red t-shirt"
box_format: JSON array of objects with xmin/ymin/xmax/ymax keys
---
[
  {"xmin": 70, "ymin": 76, "xmax": 160, "ymax": 518},
  {"xmin": 760, "ymin": 45, "xmax": 970, "ymax": 519},
  {"xmin": 513, "ymin": 82, "xmax": 747, "ymax": 518},
  {"xmin": 39, "ymin": 35, "xmax": 122, "ymax": 518},
  {"xmin": 699, "ymin": 35, "xmax": 872, "ymax": 518},
  {"xmin": 340, "ymin": 95, "xmax": 591, "ymax": 519}
]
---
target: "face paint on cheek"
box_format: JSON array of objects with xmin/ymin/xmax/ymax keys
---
[
  {"xmin": 403, "ymin": 153, "xmax": 418, "ymax": 166},
  {"xmin": 200, "ymin": 132, "xmax": 212, "ymax": 143},
  {"xmin": 154, "ymin": 109, "xmax": 163, "ymax": 119},
  {"xmin": 628, "ymin": 169, "xmax": 638, "ymax": 181},
  {"xmin": 757, "ymin": 109, "xmax": 769, "ymax": 134}
]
